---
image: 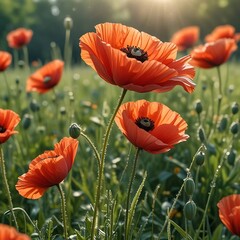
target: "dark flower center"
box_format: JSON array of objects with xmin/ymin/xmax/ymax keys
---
[
  {"xmin": 0, "ymin": 126, "xmax": 6, "ymax": 133},
  {"xmin": 135, "ymin": 117, "xmax": 155, "ymax": 132},
  {"xmin": 44, "ymin": 76, "xmax": 52, "ymax": 84},
  {"xmin": 120, "ymin": 45, "xmax": 148, "ymax": 63}
]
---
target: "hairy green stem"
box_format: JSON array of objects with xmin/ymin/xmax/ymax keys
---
[
  {"xmin": 0, "ymin": 145, "xmax": 18, "ymax": 229},
  {"xmin": 57, "ymin": 184, "xmax": 68, "ymax": 239},
  {"xmin": 80, "ymin": 132, "xmax": 101, "ymax": 168},
  {"xmin": 91, "ymin": 88, "xmax": 127, "ymax": 240},
  {"xmin": 125, "ymin": 147, "xmax": 141, "ymax": 240}
]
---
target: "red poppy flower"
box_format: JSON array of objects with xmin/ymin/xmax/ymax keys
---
[
  {"xmin": 16, "ymin": 137, "xmax": 78, "ymax": 199},
  {"xmin": 80, "ymin": 23, "xmax": 195, "ymax": 93},
  {"xmin": 190, "ymin": 39, "xmax": 237, "ymax": 68},
  {"xmin": 0, "ymin": 224, "xmax": 30, "ymax": 240},
  {"xmin": 114, "ymin": 100, "xmax": 189, "ymax": 154},
  {"xmin": 0, "ymin": 51, "xmax": 12, "ymax": 72},
  {"xmin": 205, "ymin": 25, "xmax": 240, "ymax": 42},
  {"xmin": 26, "ymin": 60, "xmax": 64, "ymax": 93},
  {"xmin": 0, "ymin": 109, "xmax": 20, "ymax": 144},
  {"xmin": 217, "ymin": 194, "xmax": 240, "ymax": 236},
  {"xmin": 6, "ymin": 28, "xmax": 33, "ymax": 49},
  {"xmin": 170, "ymin": 26, "xmax": 199, "ymax": 51}
]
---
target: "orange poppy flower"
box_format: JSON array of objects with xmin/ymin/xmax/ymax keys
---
[
  {"xmin": 80, "ymin": 23, "xmax": 195, "ymax": 93},
  {"xmin": 0, "ymin": 109, "xmax": 20, "ymax": 144},
  {"xmin": 217, "ymin": 194, "xmax": 240, "ymax": 236},
  {"xmin": 205, "ymin": 24, "xmax": 240, "ymax": 42},
  {"xmin": 114, "ymin": 100, "xmax": 189, "ymax": 154},
  {"xmin": 190, "ymin": 39, "xmax": 237, "ymax": 68},
  {"xmin": 16, "ymin": 137, "xmax": 79, "ymax": 199},
  {"xmin": 170, "ymin": 26, "xmax": 199, "ymax": 51},
  {"xmin": 0, "ymin": 224, "xmax": 30, "ymax": 240},
  {"xmin": 26, "ymin": 60, "xmax": 64, "ymax": 93},
  {"xmin": 6, "ymin": 28, "xmax": 33, "ymax": 49},
  {"xmin": 0, "ymin": 51, "xmax": 12, "ymax": 72}
]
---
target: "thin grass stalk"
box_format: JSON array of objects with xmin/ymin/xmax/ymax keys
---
[
  {"xmin": 125, "ymin": 147, "xmax": 141, "ymax": 240},
  {"xmin": 91, "ymin": 88, "xmax": 127, "ymax": 240},
  {"xmin": 57, "ymin": 184, "xmax": 68, "ymax": 239},
  {"xmin": 23, "ymin": 46, "xmax": 30, "ymax": 70},
  {"xmin": 0, "ymin": 145, "xmax": 18, "ymax": 229}
]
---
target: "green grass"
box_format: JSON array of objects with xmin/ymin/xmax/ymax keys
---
[{"xmin": 0, "ymin": 60, "xmax": 240, "ymax": 240}]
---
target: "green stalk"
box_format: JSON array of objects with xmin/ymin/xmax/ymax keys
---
[
  {"xmin": 0, "ymin": 145, "xmax": 18, "ymax": 229},
  {"xmin": 57, "ymin": 184, "xmax": 68, "ymax": 239},
  {"xmin": 125, "ymin": 147, "xmax": 141, "ymax": 240},
  {"xmin": 80, "ymin": 132, "xmax": 101, "ymax": 168},
  {"xmin": 90, "ymin": 88, "xmax": 127, "ymax": 240}
]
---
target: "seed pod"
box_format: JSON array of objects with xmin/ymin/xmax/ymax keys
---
[
  {"xmin": 184, "ymin": 178, "xmax": 195, "ymax": 196},
  {"xmin": 31, "ymin": 233, "xmax": 40, "ymax": 239},
  {"xmin": 231, "ymin": 102, "xmax": 239, "ymax": 115},
  {"xmin": 195, "ymin": 100, "xmax": 203, "ymax": 114},
  {"xmin": 230, "ymin": 122, "xmax": 239, "ymax": 135},
  {"xmin": 69, "ymin": 123, "xmax": 81, "ymax": 139},
  {"xmin": 226, "ymin": 149, "xmax": 237, "ymax": 166},
  {"xmin": 198, "ymin": 126, "xmax": 206, "ymax": 143},
  {"xmin": 64, "ymin": 16, "xmax": 73, "ymax": 29},
  {"xmin": 184, "ymin": 200, "xmax": 197, "ymax": 220},
  {"xmin": 195, "ymin": 151, "xmax": 205, "ymax": 166}
]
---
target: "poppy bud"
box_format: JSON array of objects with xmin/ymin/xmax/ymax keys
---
[
  {"xmin": 184, "ymin": 178, "xmax": 195, "ymax": 196},
  {"xmin": 217, "ymin": 115, "xmax": 228, "ymax": 132},
  {"xmin": 184, "ymin": 200, "xmax": 197, "ymax": 220},
  {"xmin": 69, "ymin": 123, "xmax": 81, "ymax": 139},
  {"xmin": 226, "ymin": 149, "xmax": 237, "ymax": 166},
  {"xmin": 198, "ymin": 126, "xmax": 206, "ymax": 143},
  {"xmin": 64, "ymin": 16, "xmax": 73, "ymax": 30},
  {"xmin": 231, "ymin": 102, "xmax": 239, "ymax": 115},
  {"xmin": 30, "ymin": 99, "xmax": 40, "ymax": 112},
  {"xmin": 230, "ymin": 122, "xmax": 239, "ymax": 135},
  {"xmin": 22, "ymin": 114, "xmax": 32, "ymax": 129},
  {"xmin": 195, "ymin": 151, "xmax": 205, "ymax": 166},
  {"xmin": 207, "ymin": 143, "xmax": 216, "ymax": 155},
  {"xmin": 194, "ymin": 100, "xmax": 202, "ymax": 114}
]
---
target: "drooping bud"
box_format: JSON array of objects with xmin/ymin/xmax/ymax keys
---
[
  {"xmin": 230, "ymin": 122, "xmax": 239, "ymax": 135},
  {"xmin": 194, "ymin": 100, "xmax": 203, "ymax": 114},
  {"xmin": 195, "ymin": 151, "xmax": 205, "ymax": 166},
  {"xmin": 217, "ymin": 115, "xmax": 228, "ymax": 132},
  {"xmin": 198, "ymin": 126, "xmax": 206, "ymax": 143},
  {"xmin": 22, "ymin": 114, "xmax": 32, "ymax": 130},
  {"xmin": 226, "ymin": 148, "xmax": 237, "ymax": 166},
  {"xmin": 184, "ymin": 178, "xmax": 195, "ymax": 196},
  {"xmin": 184, "ymin": 200, "xmax": 197, "ymax": 221},
  {"xmin": 69, "ymin": 123, "xmax": 81, "ymax": 139},
  {"xmin": 30, "ymin": 99, "xmax": 40, "ymax": 112},
  {"xmin": 231, "ymin": 102, "xmax": 239, "ymax": 115}
]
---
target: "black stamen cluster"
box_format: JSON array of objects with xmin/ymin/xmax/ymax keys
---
[
  {"xmin": 120, "ymin": 45, "xmax": 148, "ymax": 63},
  {"xmin": 135, "ymin": 117, "xmax": 155, "ymax": 132}
]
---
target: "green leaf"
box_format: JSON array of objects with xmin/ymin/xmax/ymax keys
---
[{"xmin": 168, "ymin": 219, "xmax": 193, "ymax": 240}]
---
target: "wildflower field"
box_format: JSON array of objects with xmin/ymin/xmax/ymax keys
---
[{"xmin": 0, "ymin": 17, "xmax": 240, "ymax": 240}]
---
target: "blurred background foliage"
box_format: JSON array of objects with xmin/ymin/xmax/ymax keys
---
[{"xmin": 0, "ymin": 0, "xmax": 240, "ymax": 63}]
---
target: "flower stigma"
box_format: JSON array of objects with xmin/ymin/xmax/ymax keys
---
[
  {"xmin": 120, "ymin": 45, "xmax": 148, "ymax": 62},
  {"xmin": 135, "ymin": 117, "xmax": 155, "ymax": 131},
  {"xmin": 0, "ymin": 126, "xmax": 6, "ymax": 133},
  {"xmin": 44, "ymin": 76, "xmax": 52, "ymax": 84}
]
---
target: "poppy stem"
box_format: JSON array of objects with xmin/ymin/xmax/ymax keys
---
[
  {"xmin": 23, "ymin": 46, "xmax": 30, "ymax": 71},
  {"xmin": 56, "ymin": 183, "xmax": 68, "ymax": 239},
  {"xmin": 13, "ymin": 49, "xmax": 19, "ymax": 70},
  {"xmin": 64, "ymin": 28, "xmax": 71, "ymax": 69},
  {"xmin": 80, "ymin": 132, "xmax": 101, "ymax": 168},
  {"xmin": 0, "ymin": 145, "xmax": 19, "ymax": 230},
  {"xmin": 90, "ymin": 88, "xmax": 127, "ymax": 240},
  {"xmin": 124, "ymin": 147, "xmax": 141, "ymax": 240}
]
